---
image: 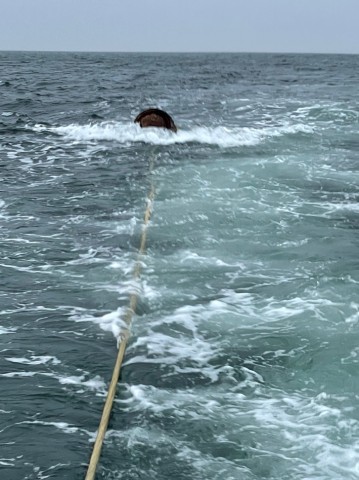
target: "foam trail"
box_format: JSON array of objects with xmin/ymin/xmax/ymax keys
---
[{"xmin": 32, "ymin": 122, "xmax": 314, "ymax": 148}]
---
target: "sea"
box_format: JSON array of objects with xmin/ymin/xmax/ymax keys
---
[{"xmin": 1, "ymin": 51, "xmax": 358, "ymax": 480}]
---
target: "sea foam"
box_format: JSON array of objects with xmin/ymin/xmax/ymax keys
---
[{"xmin": 32, "ymin": 121, "xmax": 314, "ymax": 148}]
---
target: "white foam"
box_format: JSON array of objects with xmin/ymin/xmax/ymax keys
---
[
  {"xmin": 125, "ymin": 318, "xmax": 223, "ymax": 383},
  {"xmin": 107, "ymin": 258, "xmax": 134, "ymax": 275},
  {"xmin": 0, "ymin": 460, "xmax": 15, "ymax": 467},
  {"xmin": 32, "ymin": 121, "xmax": 314, "ymax": 148},
  {"xmin": 179, "ymin": 250, "xmax": 245, "ymax": 269},
  {"xmin": 127, "ymin": 330, "xmax": 217, "ymax": 367},
  {"xmin": 345, "ymin": 303, "xmax": 359, "ymax": 327},
  {"xmin": 95, "ymin": 308, "xmax": 129, "ymax": 338},
  {"xmin": 118, "ymin": 383, "xmax": 222, "ymax": 416},
  {"xmin": 0, "ymin": 367, "xmax": 106, "ymax": 397},
  {"xmin": 0, "ymin": 261, "xmax": 54, "ymax": 275},
  {"xmin": 1, "ymin": 371, "xmax": 37, "ymax": 378},
  {"xmin": 0, "ymin": 326, "xmax": 17, "ymax": 335},
  {"xmin": 5, "ymin": 355, "xmax": 61, "ymax": 366},
  {"xmin": 99, "ymin": 216, "xmax": 138, "ymax": 238},
  {"xmin": 248, "ymin": 391, "xmax": 359, "ymax": 478},
  {"xmin": 17, "ymin": 420, "xmax": 78, "ymax": 434},
  {"xmin": 70, "ymin": 306, "xmax": 129, "ymax": 339},
  {"xmin": 58, "ymin": 374, "xmax": 106, "ymax": 393},
  {"xmin": 65, "ymin": 247, "xmax": 111, "ymax": 266},
  {"xmin": 115, "ymin": 378, "xmax": 359, "ymax": 479}
]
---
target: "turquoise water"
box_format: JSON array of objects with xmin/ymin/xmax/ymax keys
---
[{"xmin": 1, "ymin": 52, "xmax": 359, "ymax": 479}]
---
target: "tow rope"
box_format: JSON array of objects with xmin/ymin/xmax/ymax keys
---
[{"xmin": 85, "ymin": 153, "xmax": 156, "ymax": 480}]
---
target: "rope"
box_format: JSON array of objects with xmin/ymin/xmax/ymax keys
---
[{"xmin": 85, "ymin": 153, "xmax": 156, "ymax": 480}]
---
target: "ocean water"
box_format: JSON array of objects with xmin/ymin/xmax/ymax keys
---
[{"xmin": 0, "ymin": 51, "xmax": 358, "ymax": 480}]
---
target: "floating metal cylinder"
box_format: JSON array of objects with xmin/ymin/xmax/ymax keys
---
[{"xmin": 134, "ymin": 108, "xmax": 177, "ymax": 132}]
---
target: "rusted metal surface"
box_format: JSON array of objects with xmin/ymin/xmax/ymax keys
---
[{"xmin": 134, "ymin": 108, "xmax": 177, "ymax": 132}]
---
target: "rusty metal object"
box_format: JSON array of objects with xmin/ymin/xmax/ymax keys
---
[{"xmin": 134, "ymin": 108, "xmax": 177, "ymax": 132}]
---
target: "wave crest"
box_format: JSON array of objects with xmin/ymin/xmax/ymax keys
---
[{"xmin": 33, "ymin": 121, "xmax": 314, "ymax": 148}]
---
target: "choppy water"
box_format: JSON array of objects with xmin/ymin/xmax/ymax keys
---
[{"xmin": 1, "ymin": 52, "xmax": 359, "ymax": 480}]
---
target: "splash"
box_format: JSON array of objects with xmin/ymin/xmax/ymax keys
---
[{"xmin": 32, "ymin": 121, "xmax": 314, "ymax": 148}]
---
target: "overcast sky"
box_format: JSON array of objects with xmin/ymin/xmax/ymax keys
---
[{"xmin": 1, "ymin": 0, "xmax": 358, "ymax": 54}]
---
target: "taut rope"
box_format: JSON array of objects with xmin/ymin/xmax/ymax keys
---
[{"xmin": 85, "ymin": 153, "xmax": 156, "ymax": 480}]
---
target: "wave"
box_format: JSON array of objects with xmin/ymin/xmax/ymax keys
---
[{"xmin": 32, "ymin": 121, "xmax": 314, "ymax": 148}]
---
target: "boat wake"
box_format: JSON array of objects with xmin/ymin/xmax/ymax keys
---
[{"xmin": 32, "ymin": 121, "xmax": 314, "ymax": 148}]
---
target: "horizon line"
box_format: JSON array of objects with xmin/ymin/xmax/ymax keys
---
[{"xmin": 1, "ymin": 49, "xmax": 358, "ymax": 56}]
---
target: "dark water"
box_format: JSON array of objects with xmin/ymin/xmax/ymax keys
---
[{"xmin": 1, "ymin": 52, "xmax": 359, "ymax": 480}]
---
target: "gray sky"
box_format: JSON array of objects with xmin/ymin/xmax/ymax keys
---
[{"xmin": 1, "ymin": 0, "xmax": 358, "ymax": 54}]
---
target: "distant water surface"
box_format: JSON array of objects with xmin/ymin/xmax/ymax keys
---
[{"xmin": 0, "ymin": 52, "xmax": 359, "ymax": 480}]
